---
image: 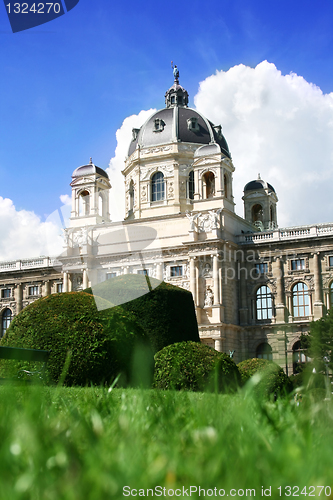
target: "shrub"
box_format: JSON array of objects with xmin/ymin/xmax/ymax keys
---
[
  {"xmin": 237, "ymin": 358, "xmax": 292, "ymax": 399},
  {"xmin": 0, "ymin": 292, "xmax": 152, "ymax": 386},
  {"xmin": 85, "ymin": 276, "xmax": 200, "ymax": 353},
  {"xmin": 153, "ymin": 341, "xmax": 241, "ymax": 392}
]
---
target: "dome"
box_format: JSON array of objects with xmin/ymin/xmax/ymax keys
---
[
  {"xmin": 72, "ymin": 158, "xmax": 109, "ymax": 179},
  {"xmin": 244, "ymin": 175, "xmax": 275, "ymax": 193},
  {"xmin": 128, "ymin": 68, "xmax": 231, "ymax": 159}
]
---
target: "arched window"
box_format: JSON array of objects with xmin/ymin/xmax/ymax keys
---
[
  {"xmin": 188, "ymin": 171, "xmax": 194, "ymax": 200},
  {"xmin": 292, "ymin": 282, "xmax": 310, "ymax": 317},
  {"xmin": 1, "ymin": 308, "xmax": 12, "ymax": 337},
  {"xmin": 203, "ymin": 171, "xmax": 215, "ymax": 199},
  {"xmin": 252, "ymin": 204, "xmax": 263, "ymax": 223},
  {"xmin": 256, "ymin": 343, "xmax": 272, "ymax": 361},
  {"xmin": 79, "ymin": 190, "xmax": 90, "ymax": 216},
  {"xmin": 151, "ymin": 172, "xmax": 165, "ymax": 202},
  {"xmin": 292, "ymin": 340, "xmax": 310, "ymax": 374},
  {"xmin": 256, "ymin": 286, "xmax": 273, "ymax": 320},
  {"xmin": 224, "ymin": 174, "xmax": 228, "ymax": 199}
]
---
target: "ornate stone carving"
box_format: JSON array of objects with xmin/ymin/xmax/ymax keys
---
[
  {"xmin": 168, "ymin": 181, "xmax": 174, "ymax": 199},
  {"xmin": 185, "ymin": 211, "xmax": 201, "ymax": 231},
  {"xmin": 179, "ymin": 180, "xmax": 186, "ymax": 197},
  {"xmin": 179, "ymin": 164, "xmax": 192, "ymax": 175},
  {"xmin": 141, "ymin": 146, "xmax": 172, "ymax": 155},
  {"xmin": 204, "ymin": 287, "xmax": 214, "ymax": 307},
  {"xmin": 201, "ymin": 261, "xmax": 212, "ymax": 278},
  {"xmin": 141, "ymin": 185, "xmax": 147, "ymax": 202},
  {"xmin": 199, "ymin": 167, "xmax": 217, "ymax": 177},
  {"xmin": 197, "ymin": 209, "xmax": 222, "ymax": 232},
  {"xmin": 72, "ymin": 227, "xmax": 89, "ymax": 247},
  {"xmin": 140, "ymin": 164, "xmax": 174, "ymax": 181}
]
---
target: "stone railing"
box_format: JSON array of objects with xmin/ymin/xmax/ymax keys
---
[
  {"xmin": 0, "ymin": 257, "xmax": 61, "ymax": 273},
  {"xmin": 237, "ymin": 223, "xmax": 333, "ymax": 244}
]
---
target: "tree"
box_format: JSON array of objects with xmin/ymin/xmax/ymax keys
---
[{"xmin": 300, "ymin": 309, "xmax": 333, "ymax": 373}]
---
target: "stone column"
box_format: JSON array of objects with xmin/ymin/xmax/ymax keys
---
[
  {"xmin": 83, "ymin": 269, "xmax": 89, "ymax": 289},
  {"xmin": 214, "ymin": 339, "xmax": 223, "ymax": 352},
  {"xmin": 313, "ymin": 252, "xmax": 324, "ymax": 319},
  {"xmin": 43, "ymin": 280, "xmax": 50, "ymax": 297},
  {"xmin": 286, "ymin": 292, "xmax": 293, "ymax": 322},
  {"xmin": 63, "ymin": 272, "xmax": 68, "ymax": 292},
  {"xmin": 275, "ymin": 257, "xmax": 286, "ymax": 323},
  {"xmin": 156, "ymin": 263, "xmax": 163, "ymax": 281},
  {"xmin": 189, "ymin": 257, "xmax": 197, "ymax": 305},
  {"xmin": 212, "ymin": 254, "xmax": 220, "ymax": 305},
  {"xmin": 15, "ymin": 284, "xmax": 23, "ymax": 314},
  {"xmin": 173, "ymin": 163, "xmax": 180, "ymax": 208},
  {"xmin": 194, "ymin": 170, "xmax": 200, "ymax": 200}
]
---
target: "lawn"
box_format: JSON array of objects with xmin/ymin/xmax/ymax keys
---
[{"xmin": 0, "ymin": 384, "xmax": 332, "ymax": 499}]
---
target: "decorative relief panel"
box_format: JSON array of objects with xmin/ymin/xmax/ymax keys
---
[
  {"xmin": 140, "ymin": 164, "xmax": 174, "ymax": 181},
  {"xmin": 167, "ymin": 182, "xmax": 174, "ymax": 199},
  {"xmin": 141, "ymin": 185, "xmax": 147, "ymax": 202},
  {"xmin": 141, "ymin": 146, "xmax": 172, "ymax": 155},
  {"xmin": 199, "ymin": 167, "xmax": 217, "ymax": 177},
  {"xmin": 197, "ymin": 209, "xmax": 222, "ymax": 232},
  {"xmin": 179, "ymin": 164, "xmax": 192, "ymax": 175}
]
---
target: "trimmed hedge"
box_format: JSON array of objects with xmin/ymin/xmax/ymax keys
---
[
  {"xmin": 237, "ymin": 358, "xmax": 292, "ymax": 399},
  {"xmin": 0, "ymin": 292, "xmax": 151, "ymax": 386},
  {"xmin": 85, "ymin": 276, "xmax": 200, "ymax": 353},
  {"xmin": 153, "ymin": 341, "xmax": 241, "ymax": 392}
]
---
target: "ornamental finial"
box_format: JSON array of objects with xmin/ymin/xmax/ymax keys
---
[{"xmin": 89, "ymin": 157, "xmax": 93, "ymax": 165}]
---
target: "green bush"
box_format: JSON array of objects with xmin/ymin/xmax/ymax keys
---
[
  {"xmin": 153, "ymin": 341, "xmax": 241, "ymax": 392},
  {"xmin": 237, "ymin": 358, "xmax": 292, "ymax": 399},
  {"xmin": 0, "ymin": 292, "xmax": 152, "ymax": 386},
  {"xmin": 85, "ymin": 276, "xmax": 200, "ymax": 353}
]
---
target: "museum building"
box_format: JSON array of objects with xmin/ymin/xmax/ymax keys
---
[{"xmin": 1, "ymin": 68, "xmax": 333, "ymax": 375}]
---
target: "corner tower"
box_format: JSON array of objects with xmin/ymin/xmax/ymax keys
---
[
  {"xmin": 243, "ymin": 174, "xmax": 278, "ymax": 231},
  {"xmin": 69, "ymin": 158, "xmax": 111, "ymax": 228},
  {"xmin": 122, "ymin": 67, "xmax": 235, "ymax": 219}
]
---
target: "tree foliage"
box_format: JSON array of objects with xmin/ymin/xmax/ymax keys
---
[
  {"xmin": 153, "ymin": 341, "xmax": 241, "ymax": 392},
  {"xmin": 301, "ymin": 308, "xmax": 333, "ymax": 373},
  {"xmin": 237, "ymin": 358, "xmax": 292, "ymax": 399},
  {"xmin": 85, "ymin": 276, "xmax": 200, "ymax": 353},
  {"xmin": 0, "ymin": 292, "xmax": 151, "ymax": 386}
]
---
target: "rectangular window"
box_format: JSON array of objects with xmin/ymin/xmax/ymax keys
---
[
  {"xmin": 255, "ymin": 263, "xmax": 268, "ymax": 274},
  {"xmin": 291, "ymin": 259, "xmax": 305, "ymax": 271},
  {"xmin": 170, "ymin": 266, "xmax": 183, "ymax": 277},
  {"xmin": 1, "ymin": 289, "xmax": 11, "ymax": 299},
  {"xmin": 137, "ymin": 269, "xmax": 148, "ymax": 276},
  {"xmin": 29, "ymin": 286, "xmax": 39, "ymax": 296},
  {"xmin": 329, "ymin": 256, "xmax": 333, "ymax": 267},
  {"xmin": 106, "ymin": 273, "xmax": 117, "ymax": 280},
  {"xmin": 56, "ymin": 283, "xmax": 63, "ymax": 293}
]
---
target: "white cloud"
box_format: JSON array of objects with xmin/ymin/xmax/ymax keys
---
[
  {"xmin": 194, "ymin": 61, "xmax": 333, "ymax": 227},
  {"xmin": 0, "ymin": 197, "xmax": 64, "ymax": 261},
  {"xmin": 107, "ymin": 109, "xmax": 155, "ymax": 222},
  {"xmin": 59, "ymin": 194, "xmax": 71, "ymax": 206}
]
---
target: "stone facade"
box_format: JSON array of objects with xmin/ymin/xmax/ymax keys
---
[{"xmin": 1, "ymin": 71, "xmax": 333, "ymax": 374}]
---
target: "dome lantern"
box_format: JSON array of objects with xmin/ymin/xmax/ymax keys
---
[{"xmin": 165, "ymin": 65, "xmax": 189, "ymax": 108}]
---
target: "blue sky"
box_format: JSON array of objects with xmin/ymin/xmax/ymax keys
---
[{"xmin": 1, "ymin": 0, "xmax": 333, "ymax": 259}]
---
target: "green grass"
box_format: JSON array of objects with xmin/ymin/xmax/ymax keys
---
[{"xmin": 0, "ymin": 384, "xmax": 332, "ymax": 499}]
